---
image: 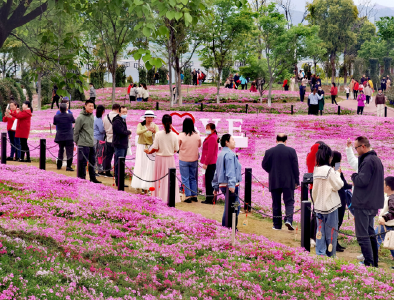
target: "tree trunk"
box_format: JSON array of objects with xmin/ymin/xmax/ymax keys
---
[
  {"xmin": 216, "ymin": 68, "xmax": 222, "ymax": 104},
  {"xmin": 330, "ymin": 53, "xmax": 336, "ymax": 84},
  {"xmin": 168, "ymin": 39, "xmax": 173, "ymax": 107},
  {"xmin": 267, "ymin": 78, "xmax": 273, "ymax": 107},
  {"xmin": 174, "ymin": 55, "xmax": 182, "ymax": 105},
  {"xmin": 111, "ymin": 54, "xmax": 117, "ymax": 105},
  {"xmin": 37, "ymin": 72, "xmax": 42, "ymax": 110}
]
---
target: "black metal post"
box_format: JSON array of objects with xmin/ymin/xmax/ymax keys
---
[
  {"xmin": 337, "ymin": 105, "xmax": 341, "ymax": 115},
  {"xmin": 167, "ymin": 168, "xmax": 176, "ymax": 207},
  {"xmin": 156, "ymin": 102, "xmax": 159, "ymax": 110},
  {"xmin": 224, "ymin": 186, "xmax": 232, "ymax": 228},
  {"xmin": 291, "ymin": 105, "xmax": 294, "ymax": 115},
  {"xmin": 39, "ymin": 139, "xmax": 46, "ymax": 170},
  {"xmin": 1, "ymin": 132, "xmax": 6, "ymax": 164},
  {"xmin": 201, "ymin": 103, "xmax": 203, "ymax": 111},
  {"xmin": 244, "ymin": 168, "xmax": 252, "ymax": 211},
  {"xmin": 76, "ymin": 147, "xmax": 82, "ymax": 178},
  {"xmin": 301, "ymin": 201, "xmax": 311, "ymax": 252},
  {"xmin": 246, "ymin": 104, "xmax": 248, "ymax": 114},
  {"xmin": 118, "ymin": 157, "xmax": 125, "ymax": 191},
  {"xmin": 385, "ymin": 106, "xmax": 387, "ymax": 117},
  {"xmin": 301, "ymin": 181, "xmax": 309, "ymax": 201}
]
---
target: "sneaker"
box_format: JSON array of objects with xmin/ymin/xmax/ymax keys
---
[
  {"xmin": 357, "ymin": 254, "xmax": 364, "ymax": 261},
  {"xmin": 18, "ymin": 159, "xmax": 25, "ymax": 162},
  {"xmin": 66, "ymin": 167, "xmax": 74, "ymax": 172},
  {"xmin": 91, "ymin": 179, "xmax": 102, "ymax": 184},
  {"xmin": 285, "ymin": 221, "xmax": 294, "ymax": 231},
  {"xmin": 184, "ymin": 198, "xmax": 192, "ymax": 203},
  {"xmin": 310, "ymin": 239, "xmax": 316, "ymax": 248},
  {"xmin": 6, "ymin": 157, "xmax": 13, "ymax": 161},
  {"xmin": 191, "ymin": 197, "xmax": 198, "ymax": 202},
  {"xmin": 272, "ymin": 227, "xmax": 281, "ymax": 230}
]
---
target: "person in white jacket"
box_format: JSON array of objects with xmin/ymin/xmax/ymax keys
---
[
  {"xmin": 136, "ymin": 84, "xmax": 143, "ymax": 102},
  {"xmin": 346, "ymin": 138, "xmax": 358, "ymax": 171},
  {"xmin": 142, "ymin": 83, "xmax": 149, "ymax": 102},
  {"xmin": 312, "ymin": 144, "xmax": 344, "ymax": 257}
]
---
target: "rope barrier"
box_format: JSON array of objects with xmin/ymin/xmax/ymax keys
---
[{"xmin": 126, "ymin": 166, "xmax": 169, "ymax": 183}]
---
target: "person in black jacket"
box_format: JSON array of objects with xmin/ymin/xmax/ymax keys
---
[
  {"xmin": 113, "ymin": 106, "xmax": 131, "ymax": 187},
  {"xmin": 54, "ymin": 103, "xmax": 75, "ymax": 171},
  {"xmin": 351, "ymin": 136, "xmax": 384, "ymax": 267},
  {"xmin": 330, "ymin": 151, "xmax": 352, "ymax": 252},
  {"xmin": 262, "ymin": 134, "xmax": 300, "ymax": 231}
]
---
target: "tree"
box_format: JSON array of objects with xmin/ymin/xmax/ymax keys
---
[
  {"xmin": 376, "ymin": 17, "xmax": 394, "ymax": 56},
  {"xmin": 307, "ymin": 0, "xmax": 358, "ymax": 83},
  {"xmin": 198, "ymin": 0, "xmax": 252, "ymax": 103}
]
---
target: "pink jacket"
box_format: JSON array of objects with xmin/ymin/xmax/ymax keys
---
[{"xmin": 357, "ymin": 94, "xmax": 366, "ymax": 107}]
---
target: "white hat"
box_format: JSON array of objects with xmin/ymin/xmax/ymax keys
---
[{"xmin": 140, "ymin": 110, "xmax": 156, "ymax": 120}]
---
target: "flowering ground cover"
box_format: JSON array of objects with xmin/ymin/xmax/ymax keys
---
[{"xmin": 0, "ymin": 164, "xmax": 394, "ymax": 299}]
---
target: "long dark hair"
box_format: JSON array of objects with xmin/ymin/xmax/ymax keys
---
[
  {"xmin": 96, "ymin": 105, "xmax": 105, "ymax": 118},
  {"xmin": 162, "ymin": 114, "xmax": 172, "ymax": 134},
  {"xmin": 207, "ymin": 123, "xmax": 217, "ymax": 135},
  {"xmin": 316, "ymin": 144, "xmax": 332, "ymax": 167},
  {"xmin": 143, "ymin": 83, "xmax": 147, "ymax": 90},
  {"xmin": 182, "ymin": 118, "xmax": 196, "ymax": 136},
  {"xmin": 220, "ymin": 134, "xmax": 231, "ymax": 147},
  {"xmin": 23, "ymin": 101, "xmax": 33, "ymax": 113},
  {"xmin": 330, "ymin": 150, "xmax": 342, "ymax": 168}
]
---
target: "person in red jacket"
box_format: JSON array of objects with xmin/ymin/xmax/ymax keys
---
[
  {"xmin": 201, "ymin": 123, "xmax": 219, "ymax": 204},
  {"xmin": 330, "ymin": 83, "xmax": 338, "ymax": 105},
  {"xmin": 353, "ymin": 80, "xmax": 359, "ymax": 100},
  {"xmin": 2, "ymin": 101, "xmax": 20, "ymax": 161},
  {"xmin": 283, "ymin": 79, "xmax": 289, "ymax": 91},
  {"xmin": 8, "ymin": 101, "xmax": 33, "ymax": 162}
]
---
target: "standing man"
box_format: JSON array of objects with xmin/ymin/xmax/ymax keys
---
[
  {"xmin": 74, "ymin": 100, "xmax": 101, "ymax": 183},
  {"xmin": 112, "ymin": 106, "xmax": 131, "ymax": 187},
  {"xmin": 299, "ymin": 82, "xmax": 306, "ymax": 102},
  {"xmin": 381, "ymin": 76, "xmax": 387, "ymax": 92},
  {"xmin": 262, "ymin": 134, "xmax": 300, "ymax": 231},
  {"xmin": 154, "ymin": 71, "xmax": 160, "ymax": 84},
  {"xmin": 89, "ymin": 82, "xmax": 97, "ymax": 109},
  {"xmin": 103, "ymin": 103, "xmax": 120, "ymax": 177},
  {"xmin": 307, "ymin": 88, "xmax": 323, "ymax": 115},
  {"xmin": 375, "ymin": 89, "xmax": 386, "ymax": 117},
  {"xmin": 192, "ymin": 69, "xmax": 197, "ymax": 85},
  {"xmin": 361, "ymin": 74, "xmax": 366, "ymax": 85},
  {"xmin": 351, "ymin": 136, "xmax": 384, "ymax": 267},
  {"xmin": 54, "ymin": 103, "xmax": 75, "ymax": 171}
]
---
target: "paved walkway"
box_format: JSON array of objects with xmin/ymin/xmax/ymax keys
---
[{"xmin": 338, "ymin": 95, "xmax": 394, "ymax": 117}]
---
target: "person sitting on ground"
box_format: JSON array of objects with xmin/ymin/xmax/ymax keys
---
[
  {"xmin": 54, "ymin": 103, "xmax": 75, "ymax": 171},
  {"xmin": 377, "ymin": 176, "xmax": 394, "ymax": 269}
]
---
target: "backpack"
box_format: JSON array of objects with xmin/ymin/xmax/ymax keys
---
[{"xmin": 345, "ymin": 189, "xmax": 354, "ymax": 216}]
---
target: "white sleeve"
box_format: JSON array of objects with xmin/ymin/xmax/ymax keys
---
[
  {"xmin": 379, "ymin": 195, "xmax": 389, "ymax": 217},
  {"xmin": 345, "ymin": 146, "xmax": 358, "ymax": 172}
]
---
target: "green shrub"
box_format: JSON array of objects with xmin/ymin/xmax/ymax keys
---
[{"xmin": 115, "ymin": 65, "xmax": 126, "ymax": 87}]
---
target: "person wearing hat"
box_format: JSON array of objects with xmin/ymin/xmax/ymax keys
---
[{"xmin": 131, "ymin": 110, "xmax": 159, "ymax": 193}]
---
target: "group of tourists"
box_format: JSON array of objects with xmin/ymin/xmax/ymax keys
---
[
  {"xmin": 224, "ymin": 73, "xmax": 249, "ymax": 90},
  {"xmin": 127, "ymin": 83, "xmax": 150, "ymax": 102},
  {"xmin": 191, "ymin": 69, "xmax": 206, "ymax": 86},
  {"xmin": 262, "ymin": 134, "xmax": 392, "ymax": 268}
]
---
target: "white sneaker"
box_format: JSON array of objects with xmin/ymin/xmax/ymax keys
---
[
  {"xmin": 272, "ymin": 227, "xmax": 281, "ymax": 230},
  {"xmin": 310, "ymin": 239, "xmax": 316, "ymax": 248},
  {"xmin": 357, "ymin": 254, "xmax": 364, "ymax": 261}
]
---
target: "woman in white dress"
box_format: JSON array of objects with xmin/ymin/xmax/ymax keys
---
[{"xmin": 132, "ymin": 110, "xmax": 159, "ymax": 193}]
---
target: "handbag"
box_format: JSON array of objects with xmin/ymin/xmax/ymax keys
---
[
  {"xmin": 303, "ymin": 173, "xmax": 313, "ymax": 184},
  {"xmin": 382, "ymin": 225, "xmax": 394, "ymax": 250},
  {"xmin": 11, "ymin": 119, "xmax": 17, "ymax": 131}
]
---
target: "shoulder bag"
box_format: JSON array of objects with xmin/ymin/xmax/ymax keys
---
[{"xmin": 381, "ymin": 225, "xmax": 394, "ymax": 250}]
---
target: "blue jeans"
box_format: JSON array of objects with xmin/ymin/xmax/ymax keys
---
[
  {"xmin": 114, "ymin": 147, "xmax": 127, "ymax": 184},
  {"xmin": 8, "ymin": 130, "xmax": 20, "ymax": 159},
  {"xmin": 220, "ymin": 186, "xmax": 240, "ymax": 228},
  {"xmin": 179, "ymin": 160, "xmax": 198, "ymax": 197},
  {"xmin": 375, "ymin": 225, "xmax": 394, "ymax": 258},
  {"xmin": 316, "ymin": 210, "xmax": 338, "ymax": 257}
]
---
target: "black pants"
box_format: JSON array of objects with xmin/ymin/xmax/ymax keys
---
[
  {"xmin": 308, "ymin": 104, "xmax": 319, "ymax": 115},
  {"xmin": 89, "ymin": 97, "xmax": 96, "ymax": 109},
  {"xmin": 346, "ymin": 93, "xmax": 349, "ymax": 99},
  {"xmin": 51, "ymin": 95, "xmax": 60, "ymax": 109},
  {"xmin": 57, "ymin": 141, "xmax": 74, "ymax": 168},
  {"xmin": 271, "ymin": 188, "xmax": 294, "ymax": 229},
  {"xmin": 20, "ymin": 138, "xmax": 30, "ymax": 161},
  {"xmin": 143, "ymin": 97, "xmax": 148, "ymax": 102},
  {"xmin": 353, "ymin": 90, "xmax": 358, "ymax": 99},
  {"xmin": 331, "ymin": 95, "xmax": 337, "ymax": 105},
  {"xmin": 366, "ymin": 95, "xmax": 370, "ymax": 104},
  {"xmin": 77, "ymin": 146, "xmax": 96, "ymax": 181},
  {"xmin": 337, "ymin": 201, "xmax": 346, "ymax": 230},
  {"xmin": 354, "ymin": 209, "xmax": 379, "ymax": 267},
  {"xmin": 204, "ymin": 164, "xmax": 216, "ymax": 204},
  {"xmin": 284, "ymin": 85, "xmax": 289, "ymax": 91},
  {"xmin": 357, "ymin": 106, "xmax": 364, "ymax": 115},
  {"xmin": 130, "ymin": 96, "xmax": 136, "ymax": 102},
  {"xmin": 241, "ymin": 84, "xmax": 246, "ymax": 90},
  {"xmin": 300, "ymin": 93, "xmax": 304, "ymax": 102},
  {"xmin": 103, "ymin": 141, "xmax": 115, "ymax": 174}
]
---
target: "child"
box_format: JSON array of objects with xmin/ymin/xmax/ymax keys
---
[
  {"xmin": 344, "ymin": 85, "xmax": 350, "ymax": 100},
  {"xmin": 357, "ymin": 90, "xmax": 366, "ymax": 115},
  {"xmin": 377, "ymin": 176, "xmax": 394, "ymax": 269}
]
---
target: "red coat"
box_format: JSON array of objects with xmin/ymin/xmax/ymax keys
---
[
  {"xmin": 201, "ymin": 132, "xmax": 218, "ymax": 165},
  {"xmin": 10, "ymin": 109, "xmax": 32, "ymax": 139},
  {"xmin": 2, "ymin": 112, "xmax": 16, "ymax": 131},
  {"xmin": 283, "ymin": 79, "xmax": 288, "ymax": 87},
  {"xmin": 354, "ymin": 82, "xmax": 359, "ymax": 91},
  {"xmin": 127, "ymin": 84, "xmax": 132, "ymax": 94},
  {"xmin": 306, "ymin": 143, "xmax": 320, "ymax": 189}
]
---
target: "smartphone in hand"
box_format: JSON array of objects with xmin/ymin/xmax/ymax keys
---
[{"xmin": 335, "ymin": 162, "xmax": 340, "ymax": 171}]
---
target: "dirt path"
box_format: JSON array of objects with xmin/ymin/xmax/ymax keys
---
[
  {"xmin": 338, "ymin": 95, "xmax": 394, "ymax": 117},
  {"xmin": 5, "ymin": 160, "xmax": 388, "ymax": 268}
]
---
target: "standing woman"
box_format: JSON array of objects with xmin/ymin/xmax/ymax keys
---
[
  {"xmin": 136, "ymin": 84, "xmax": 143, "ymax": 102},
  {"xmin": 201, "ymin": 123, "xmax": 219, "ymax": 205},
  {"xmin": 353, "ymin": 80, "xmax": 359, "ymax": 100},
  {"xmin": 89, "ymin": 82, "xmax": 97, "ymax": 108},
  {"xmin": 94, "ymin": 105, "xmax": 106, "ymax": 175},
  {"xmin": 312, "ymin": 144, "xmax": 344, "ymax": 258},
  {"xmin": 349, "ymin": 79, "xmax": 354, "ymax": 100},
  {"xmin": 330, "ymin": 83, "xmax": 338, "ymax": 105},
  {"xmin": 290, "ymin": 76, "xmax": 295, "ymax": 92},
  {"xmin": 357, "ymin": 90, "xmax": 366, "ymax": 115},
  {"xmin": 145, "ymin": 114, "xmax": 180, "ymax": 203},
  {"xmin": 129, "ymin": 84, "xmax": 137, "ymax": 102},
  {"xmin": 178, "ymin": 118, "xmax": 201, "ymax": 203},
  {"xmin": 212, "ymin": 134, "xmax": 242, "ymax": 228},
  {"xmin": 3, "ymin": 101, "xmax": 20, "ymax": 161},
  {"xmin": 132, "ymin": 110, "xmax": 159, "ymax": 193},
  {"xmin": 9, "ymin": 101, "xmax": 33, "ymax": 162},
  {"xmin": 364, "ymin": 83, "xmax": 372, "ymax": 105},
  {"xmin": 142, "ymin": 83, "xmax": 149, "ymax": 102},
  {"xmin": 51, "ymin": 85, "xmax": 60, "ymax": 109}
]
